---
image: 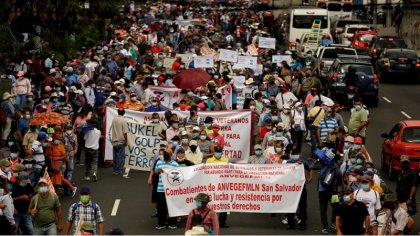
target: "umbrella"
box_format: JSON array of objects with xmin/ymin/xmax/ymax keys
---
[
  {"xmin": 29, "ymin": 112, "xmax": 71, "ymax": 126},
  {"xmin": 173, "ymin": 69, "xmax": 211, "ymax": 90}
]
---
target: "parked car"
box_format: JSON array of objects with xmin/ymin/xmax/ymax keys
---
[
  {"xmin": 368, "ymin": 36, "xmax": 407, "ymax": 62},
  {"xmin": 339, "ymin": 24, "xmax": 370, "ymax": 45},
  {"xmin": 350, "ymin": 30, "xmax": 378, "ymax": 53},
  {"xmin": 376, "ymin": 48, "xmax": 420, "ymax": 82},
  {"xmin": 331, "ymin": 19, "xmax": 360, "ymax": 43},
  {"xmin": 326, "ymin": 56, "xmax": 379, "ymax": 106},
  {"xmin": 381, "ymin": 120, "xmax": 420, "ymax": 178},
  {"xmin": 296, "ymin": 33, "xmax": 316, "ymax": 58},
  {"xmin": 317, "ymin": 45, "xmax": 358, "ymax": 79}
]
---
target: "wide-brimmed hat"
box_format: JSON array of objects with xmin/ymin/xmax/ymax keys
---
[
  {"xmin": 2, "ymin": 92, "xmax": 12, "ymax": 100},
  {"xmin": 195, "ymin": 193, "xmax": 211, "ymax": 202}
]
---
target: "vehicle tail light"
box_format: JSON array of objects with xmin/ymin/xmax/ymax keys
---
[
  {"xmin": 383, "ymin": 59, "xmax": 390, "ymax": 67},
  {"xmin": 320, "ymin": 61, "xmax": 325, "ymax": 69},
  {"xmin": 373, "ymin": 74, "xmax": 379, "ymax": 83},
  {"xmin": 335, "ymin": 28, "xmax": 341, "ymax": 34},
  {"xmin": 371, "ymin": 48, "xmax": 377, "ymax": 57},
  {"xmin": 332, "ymin": 72, "xmax": 338, "ymax": 81},
  {"xmin": 416, "ymin": 60, "xmax": 420, "ymax": 67},
  {"xmin": 288, "ymin": 42, "xmax": 297, "ymax": 48}
]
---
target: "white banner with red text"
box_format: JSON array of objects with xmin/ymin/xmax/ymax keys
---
[
  {"xmin": 162, "ymin": 163, "xmax": 305, "ymax": 217},
  {"xmin": 104, "ymin": 108, "xmax": 253, "ymax": 169}
]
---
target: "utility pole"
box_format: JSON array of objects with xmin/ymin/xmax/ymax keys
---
[
  {"xmin": 386, "ymin": 0, "xmax": 392, "ymax": 27},
  {"xmin": 373, "ymin": 0, "xmax": 378, "ymax": 27}
]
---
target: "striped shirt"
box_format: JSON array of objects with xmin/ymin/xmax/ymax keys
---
[
  {"xmin": 155, "ymin": 160, "xmax": 179, "ymax": 192},
  {"xmin": 317, "ymin": 118, "xmax": 338, "ymax": 143}
]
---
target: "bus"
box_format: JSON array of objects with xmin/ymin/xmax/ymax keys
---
[
  {"xmin": 316, "ymin": 0, "xmax": 353, "ymax": 23},
  {"xmin": 286, "ymin": 7, "xmax": 330, "ymax": 51}
]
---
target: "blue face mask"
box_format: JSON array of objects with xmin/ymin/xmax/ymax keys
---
[
  {"xmin": 4, "ymin": 167, "xmax": 10, "ymax": 173},
  {"xmin": 214, "ymin": 152, "xmax": 222, "ymax": 159},
  {"xmin": 276, "ymin": 131, "xmax": 284, "ymax": 137},
  {"xmin": 275, "ymin": 147, "xmax": 283, "ymax": 153},
  {"xmin": 173, "ymin": 141, "xmax": 179, "ymax": 147},
  {"xmin": 361, "ymin": 184, "xmax": 370, "ymax": 191},
  {"xmin": 200, "ymin": 135, "xmax": 207, "ymax": 140},
  {"xmin": 356, "ymin": 159, "xmax": 363, "ymax": 164},
  {"xmin": 343, "ymin": 195, "xmax": 351, "ymax": 203},
  {"xmin": 10, "ymin": 153, "xmax": 18, "ymax": 159},
  {"xmin": 350, "ymin": 158, "xmax": 356, "ymax": 164},
  {"xmin": 195, "ymin": 201, "xmax": 202, "ymax": 208},
  {"xmin": 182, "ymin": 139, "xmax": 189, "ymax": 144},
  {"xmin": 291, "ymin": 155, "xmax": 300, "ymax": 161},
  {"xmin": 354, "ymin": 105, "xmax": 362, "ymax": 111},
  {"xmin": 39, "ymin": 186, "xmax": 48, "ymax": 193},
  {"xmin": 255, "ymin": 150, "xmax": 263, "ymax": 156}
]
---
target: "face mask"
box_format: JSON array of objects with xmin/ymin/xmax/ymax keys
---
[
  {"xmin": 349, "ymin": 175, "xmax": 357, "ymax": 183},
  {"xmin": 80, "ymin": 195, "xmax": 90, "ymax": 204},
  {"xmin": 214, "ymin": 152, "xmax": 222, "ymax": 159},
  {"xmin": 177, "ymin": 156, "xmax": 185, "ymax": 162},
  {"xmin": 205, "ymin": 123, "xmax": 212, "ymax": 128},
  {"xmin": 356, "ymin": 159, "xmax": 363, "ymax": 164},
  {"xmin": 54, "ymin": 140, "xmax": 61, "ymax": 145},
  {"xmin": 10, "ymin": 153, "xmax": 18, "ymax": 159},
  {"xmin": 42, "ymin": 142, "xmax": 48, "ymax": 147},
  {"xmin": 361, "ymin": 184, "xmax": 370, "ymax": 191},
  {"xmin": 153, "ymin": 119, "xmax": 159, "ymax": 123},
  {"xmin": 66, "ymin": 130, "xmax": 72, "ymax": 134},
  {"xmin": 192, "ymin": 132, "xmax": 199, "ymax": 138},
  {"xmin": 275, "ymin": 147, "xmax": 283, "ymax": 153},
  {"xmin": 343, "ymin": 195, "xmax": 351, "ymax": 203},
  {"xmin": 172, "ymin": 123, "xmax": 179, "ymax": 128},
  {"xmin": 4, "ymin": 167, "xmax": 10, "ymax": 173},
  {"xmin": 350, "ymin": 158, "xmax": 356, "ymax": 164},
  {"xmin": 354, "ymin": 105, "xmax": 362, "ymax": 111},
  {"xmin": 152, "ymin": 102, "xmax": 158, "ymax": 106},
  {"xmin": 19, "ymin": 182, "xmax": 27, "ymax": 187},
  {"xmin": 13, "ymin": 172, "xmax": 19, "ymax": 177},
  {"xmin": 130, "ymin": 97, "xmax": 137, "ymax": 102},
  {"xmin": 353, "ymin": 144, "xmax": 361, "ymax": 150},
  {"xmin": 272, "ymin": 116, "xmax": 278, "ymax": 121},
  {"xmin": 27, "ymin": 97, "xmax": 33, "ymax": 102},
  {"xmin": 196, "ymin": 201, "xmax": 202, "ymax": 208},
  {"xmin": 182, "ymin": 138, "xmax": 189, "ymax": 144},
  {"xmin": 367, "ymin": 168, "xmax": 373, "ymax": 172},
  {"xmin": 291, "ymin": 155, "xmax": 300, "ymax": 161},
  {"xmin": 344, "ymin": 143, "xmax": 352, "ymax": 150},
  {"xmin": 8, "ymin": 141, "xmax": 14, "ymax": 146},
  {"xmin": 179, "ymin": 128, "xmax": 185, "ymax": 133},
  {"xmin": 43, "ymin": 99, "xmax": 50, "ymax": 104},
  {"xmin": 255, "ymin": 150, "xmax": 263, "ymax": 156},
  {"xmin": 39, "ymin": 186, "xmax": 48, "ymax": 193},
  {"xmin": 25, "ymin": 164, "xmax": 32, "ymax": 169},
  {"xmin": 119, "ymin": 99, "xmax": 124, "ymax": 103},
  {"xmin": 200, "ymin": 135, "xmax": 207, "ymax": 140},
  {"xmin": 173, "ymin": 141, "xmax": 179, "ymax": 147},
  {"xmin": 250, "ymin": 106, "xmax": 256, "ymax": 110},
  {"xmin": 25, "ymin": 114, "xmax": 31, "ymax": 120},
  {"xmin": 296, "ymin": 107, "xmax": 302, "ymax": 112},
  {"xmin": 276, "ymin": 131, "xmax": 283, "ymax": 137},
  {"xmin": 52, "ymin": 98, "xmax": 58, "ymax": 103},
  {"xmin": 55, "ymin": 87, "xmax": 61, "ymax": 92}
]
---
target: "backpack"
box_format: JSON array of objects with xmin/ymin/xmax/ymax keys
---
[
  {"xmin": 0, "ymin": 105, "xmax": 7, "ymax": 125},
  {"xmin": 320, "ymin": 164, "xmax": 339, "ymax": 188},
  {"xmin": 71, "ymin": 201, "xmax": 98, "ymax": 221}
]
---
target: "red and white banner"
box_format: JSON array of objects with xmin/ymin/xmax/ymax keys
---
[
  {"xmin": 104, "ymin": 108, "xmax": 253, "ymax": 169},
  {"xmin": 148, "ymin": 86, "xmax": 182, "ymax": 109},
  {"xmin": 162, "ymin": 163, "xmax": 305, "ymax": 217}
]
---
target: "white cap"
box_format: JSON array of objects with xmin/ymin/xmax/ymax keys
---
[
  {"xmin": 187, "ymin": 91, "xmax": 195, "ymax": 97},
  {"xmin": 114, "ymin": 80, "xmax": 121, "ymax": 84},
  {"xmin": 119, "ymin": 79, "xmax": 126, "ymax": 85},
  {"xmin": 200, "ymin": 95, "xmax": 209, "ymax": 100},
  {"xmin": 69, "ymin": 86, "xmax": 77, "ymax": 92},
  {"xmin": 110, "ymin": 91, "xmax": 117, "ymax": 96},
  {"xmin": 181, "ymin": 131, "xmax": 188, "ymax": 136}
]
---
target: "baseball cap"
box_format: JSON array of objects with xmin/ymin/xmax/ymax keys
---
[
  {"xmin": 192, "ymin": 126, "xmax": 200, "ymax": 132},
  {"xmin": 189, "ymin": 140, "xmax": 198, "ymax": 146},
  {"xmin": 160, "ymin": 141, "xmax": 168, "ymax": 147},
  {"xmin": 254, "ymin": 144, "xmax": 262, "ymax": 150},
  {"xmin": 354, "ymin": 137, "xmax": 363, "ymax": 144},
  {"xmin": 344, "ymin": 136, "xmax": 354, "ymax": 143},
  {"xmin": 80, "ymin": 186, "xmax": 91, "ymax": 195}
]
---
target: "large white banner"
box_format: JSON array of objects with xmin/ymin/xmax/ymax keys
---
[
  {"xmin": 194, "ymin": 56, "xmax": 214, "ymax": 68},
  {"xmin": 162, "ymin": 163, "xmax": 305, "ymax": 217},
  {"xmin": 237, "ymin": 56, "xmax": 258, "ymax": 69},
  {"xmin": 219, "ymin": 49, "xmax": 238, "ymax": 63},
  {"xmin": 148, "ymin": 86, "xmax": 182, "ymax": 109},
  {"xmin": 272, "ymin": 55, "xmax": 293, "ymax": 66},
  {"xmin": 104, "ymin": 108, "xmax": 253, "ymax": 166},
  {"xmin": 258, "ymin": 37, "xmax": 276, "ymax": 49}
]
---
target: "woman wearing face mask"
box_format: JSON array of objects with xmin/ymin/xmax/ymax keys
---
[
  {"xmin": 45, "ymin": 133, "xmax": 77, "ymax": 197},
  {"xmin": 208, "ymin": 123, "xmax": 225, "ymax": 148},
  {"xmin": 268, "ymin": 140, "xmax": 284, "ymax": 164},
  {"xmin": 290, "ymin": 102, "xmax": 306, "ymax": 153},
  {"xmin": 166, "ymin": 121, "xmax": 180, "ymax": 143},
  {"xmin": 198, "ymin": 131, "xmax": 214, "ymax": 163}
]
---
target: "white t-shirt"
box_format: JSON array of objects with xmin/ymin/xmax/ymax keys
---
[
  {"xmin": 31, "ymin": 140, "xmax": 45, "ymax": 169},
  {"xmin": 354, "ymin": 189, "xmax": 382, "ymax": 223},
  {"xmin": 84, "ymin": 128, "xmax": 101, "ymax": 150},
  {"xmin": 275, "ymin": 92, "xmax": 297, "ymax": 110}
]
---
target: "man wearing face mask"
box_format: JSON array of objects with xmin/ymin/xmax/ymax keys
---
[
  {"xmin": 166, "ymin": 120, "xmax": 180, "ymax": 143},
  {"xmin": 23, "ymin": 92, "xmax": 35, "ymax": 111},
  {"xmin": 347, "ymin": 137, "xmax": 371, "ymax": 163},
  {"xmin": 11, "ymin": 171, "xmax": 35, "ymax": 235},
  {"xmin": 185, "ymin": 140, "xmax": 203, "ymax": 165},
  {"xmin": 65, "ymin": 187, "xmax": 104, "ymax": 235},
  {"xmin": 248, "ymin": 144, "xmax": 269, "ymax": 164},
  {"xmin": 317, "ymin": 107, "xmax": 338, "ymax": 150},
  {"xmin": 336, "ymin": 189, "xmax": 370, "ymax": 235},
  {"xmin": 208, "ymin": 123, "xmax": 225, "ymax": 148},
  {"xmin": 28, "ymin": 178, "xmax": 63, "ymax": 235},
  {"xmin": 0, "ymin": 176, "xmax": 16, "ymax": 234},
  {"xmin": 146, "ymin": 98, "xmax": 165, "ymax": 112},
  {"xmin": 31, "ymin": 132, "xmax": 50, "ymax": 183},
  {"xmin": 275, "ymin": 84, "xmax": 298, "ymax": 111},
  {"xmin": 124, "ymin": 92, "xmax": 145, "ymax": 111},
  {"xmin": 348, "ymin": 97, "xmax": 368, "ymax": 144},
  {"xmin": 354, "ymin": 175, "xmax": 381, "ymax": 235},
  {"xmin": 206, "ymin": 146, "xmax": 229, "ymax": 227},
  {"xmin": 175, "ymin": 149, "xmax": 194, "ymax": 167},
  {"xmin": 396, "ymin": 155, "xmax": 418, "ymax": 217},
  {"xmin": 0, "ymin": 159, "xmax": 12, "ymax": 181},
  {"xmin": 185, "ymin": 193, "xmax": 220, "ymax": 235}
]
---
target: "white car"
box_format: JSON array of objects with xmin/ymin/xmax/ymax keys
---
[{"xmin": 339, "ymin": 24, "xmax": 370, "ymax": 46}]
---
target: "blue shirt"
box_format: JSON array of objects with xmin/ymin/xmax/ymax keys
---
[
  {"xmin": 154, "ymin": 160, "xmax": 179, "ymax": 192},
  {"xmin": 145, "ymin": 105, "xmax": 164, "ymax": 112},
  {"xmin": 17, "ymin": 119, "xmax": 30, "ymax": 134}
]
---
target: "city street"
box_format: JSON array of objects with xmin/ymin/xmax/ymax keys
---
[{"xmin": 59, "ymin": 81, "xmax": 420, "ymax": 235}]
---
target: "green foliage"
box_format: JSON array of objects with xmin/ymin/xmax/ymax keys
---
[{"xmin": 75, "ymin": 21, "xmax": 105, "ymax": 48}]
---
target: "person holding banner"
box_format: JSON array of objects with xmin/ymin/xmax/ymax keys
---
[
  {"xmin": 185, "ymin": 193, "xmax": 219, "ymax": 235},
  {"xmin": 111, "ymin": 108, "xmax": 128, "ymax": 176},
  {"xmin": 154, "ymin": 150, "xmax": 179, "ymax": 230},
  {"xmin": 198, "ymin": 130, "xmax": 214, "ymax": 163},
  {"xmin": 208, "ymin": 123, "xmax": 224, "ymax": 148},
  {"xmin": 29, "ymin": 178, "xmax": 63, "ymax": 235}
]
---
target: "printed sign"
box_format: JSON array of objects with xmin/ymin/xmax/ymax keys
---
[
  {"xmin": 163, "ymin": 58, "xmax": 176, "ymax": 71},
  {"xmin": 258, "ymin": 37, "xmax": 276, "ymax": 49},
  {"xmin": 162, "ymin": 163, "xmax": 305, "ymax": 216},
  {"xmin": 272, "ymin": 55, "xmax": 293, "ymax": 66},
  {"xmin": 237, "ymin": 56, "xmax": 258, "ymax": 69},
  {"xmin": 216, "ymin": 85, "xmax": 233, "ymax": 109},
  {"xmin": 148, "ymin": 86, "xmax": 182, "ymax": 109},
  {"xmin": 194, "ymin": 56, "xmax": 214, "ymax": 68},
  {"xmin": 232, "ymin": 76, "xmax": 246, "ymax": 89},
  {"xmin": 219, "ymin": 49, "xmax": 238, "ymax": 63}
]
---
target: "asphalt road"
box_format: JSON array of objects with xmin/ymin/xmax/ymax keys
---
[{"xmin": 55, "ymin": 80, "xmax": 420, "ymax": 235}]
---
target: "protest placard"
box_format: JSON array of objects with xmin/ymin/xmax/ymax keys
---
[
  {"xmin": 258, "ymin": 37, "xmax": 276, "ymax": 49},
  {"xmin": 219, "ymin": 49, "xmax": 238, "ymax": 63},
  {"xmin": 162, "ymin": 163, "xmax": 305, "ymax": 216},
  {"xmin": 216, "ymin": 85, "xmax": 233, "ymax": 109},
  {"xmin": 237, "ymin": 56, "xmax": 258, "ymax": 69},
  {"xmin": 232, "ymin": 76, "xmax": 246, "ymax": 89},
  {"xmin": 194, "ymin": 56, "xmax": 214, "ymax": 68},
  {"xmin": 148, "ymin": 86, "xmax": 182, "ymax": 109},
  {"xmin": 163, "ymin": 58, "xmax": 176, "ymax": 71},
  {"xmin": 272, "ymin": 55, "xmax": 293, "ymax": 66},
  {"xmin": 105, "ymin": 108, "xmax": 253, "ymax": 164}
]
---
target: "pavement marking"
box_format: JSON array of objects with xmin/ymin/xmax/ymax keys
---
[
  {"xmin": 401, "ymin": 111, "xmax": 412, "ymax": 119},
  {"xmin": 382, "ymin": 97, "xmax": 392, "ymax": 103},
  {"xmin": 111, "ymin": 199, "xmax": 120, "ymax": 216}
]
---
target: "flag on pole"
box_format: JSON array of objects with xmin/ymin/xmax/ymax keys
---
[{"xmin": 43, "ymin": 168, "xmax": 56, "ymax": 195}]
